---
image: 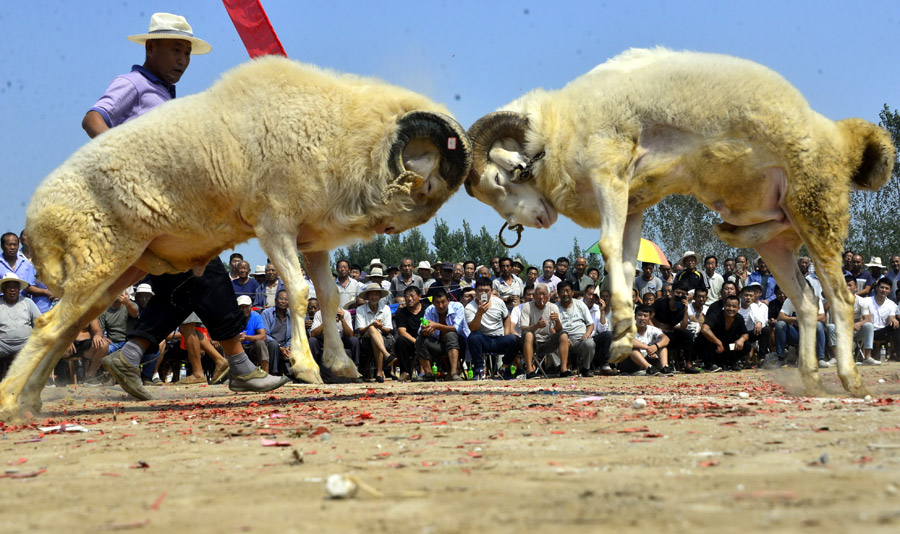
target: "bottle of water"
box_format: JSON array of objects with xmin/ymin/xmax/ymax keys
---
[
  {"xmin": 179, "ymin": 363, "xmax": 187, "ymax": 380},
  {"xmin": 880, "ymin": 345, "xmax": 887, "ymax": 363}
]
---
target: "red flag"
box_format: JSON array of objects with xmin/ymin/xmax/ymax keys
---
[{"xmin": 222, "ymin": 0, "xmax": 287, "ymax": 58}]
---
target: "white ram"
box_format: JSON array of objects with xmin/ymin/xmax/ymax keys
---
[
  {"xmin": 0, "ymin": 56, "xmax": 471, "ymax": 422},
  {"xmin": 465, "ymin": 48, "xmax": 894, "ymax": 396}
]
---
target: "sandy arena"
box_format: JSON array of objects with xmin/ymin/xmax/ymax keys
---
[{"xmin": 2, "ymin": 365, "xmax": 900, "ymax": 534}]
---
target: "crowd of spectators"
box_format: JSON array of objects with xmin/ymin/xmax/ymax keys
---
[{"xmin": 2, "ymin": 231, "xmax": 899, "ymax": 385}]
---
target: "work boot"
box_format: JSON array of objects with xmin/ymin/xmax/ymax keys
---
[
  {"xmin": 102, "ymin": 351, "xmax": 152, "ymax": 401},
  {"xmin": 228, "ymin": 367, "xmax": 291, "ymax": 393}
]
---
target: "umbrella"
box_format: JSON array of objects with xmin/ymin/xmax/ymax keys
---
[{"xmin": 587, "ymin": 238, "xmax": 669, "ymax": 267}]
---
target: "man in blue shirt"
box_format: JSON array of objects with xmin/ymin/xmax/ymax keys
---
[
  {"xmin": 92, "ymin": 13, "xmax": 288, "ymax": 400},
  {"xmin": 417, "ymin": 288, "xmax": 470, "ymax": 380}
]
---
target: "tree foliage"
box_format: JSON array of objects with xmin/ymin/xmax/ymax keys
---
[
  {"xmin": 846, "ymin": 104, "xmax": 900, "ymax": 260},
  {"xmin": 332, "ymin": 220, "xmax": 512, "ymax": 269}
]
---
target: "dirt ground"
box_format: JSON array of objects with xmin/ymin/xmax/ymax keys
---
[{"xmin": 2, "ymin": 364, "xmax": 900, "ymax": 534}]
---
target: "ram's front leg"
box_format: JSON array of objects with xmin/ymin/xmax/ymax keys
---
[
  {"xmin": 596, "ymin": 188, "xmax": 636, "ymax": 363},
  {"xmin": 303, "ymin": 251, "xmax": 361, "ymax": 380},
  {"xmin": 259, "ymin": 232, "xmax": 323, "ymax": 385}
]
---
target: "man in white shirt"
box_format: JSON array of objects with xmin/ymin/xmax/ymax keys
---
[
  {"xmin": 774, "ymin": 284, "xmax": 827, "ymax": 367},
  {"xmin": 703, "ymin": 255, "xmax": 725, "ymax": 304},
  {"xmin": 826, "ymin": 277, "xmax": 877, "ymax": 365},
  {"xmin": 556, "ymin": 281, "xmax": 595, "ymax": 377},
  {"xmin": 465, "ymin": 277, "xmax": 519, "ymax": 379},
  {"xmin": 738, "ymin": 285, "xmax": 770, "ymax": 362},
  {"xmin": 868, "ymin": 277, "xmax": 899, "ymax": 359},
  {"xmin": 509, "ymin": 284, "xmax": 535, "ymax": 337},
  {"xmin": 520, "ymin": 283, "xmax": 565, "ymax": 379},
  {"xmin": 492, "ymin": 257, "xmax": 524, "ymax": 309},
  {"xmin": 335, "ymin": 259, "xmax": 364, "ymax": 310},
  {"xmin": 355, "ymin": 283, "xmax": 394, "ymax": 383},
  {"xmin": 618, "ymin": 305, "xmax": 669, "ymax": 375},
  {"xmin": 536, "ymin": 259, "xmax": 562, "ymax": 300}
]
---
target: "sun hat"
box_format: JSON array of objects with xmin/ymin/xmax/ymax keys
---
[
  {"xmin": 416, "ymin": 260, "xmax": 432, "ymax": 272},
  {"xmin": 253, "ymin": 265, "xmax": 267, "ymax": 276},
  {"xmin": 0, "ymin": 272, "xmax": 28, "ymax": 291},
  {"xmin": 678, "ymin": 250, "xmax": 699, "ymax": 266},
  {"xmin": 134, "ymin": 283, "xmax": 154, "ymax": 296},
  {"xmin": 368, "ymin": 258, "xmax": 385, "ymax": 271},
  {"xmin": 367, "ymin": 266, "xmax": 386, "ymax": 280},
  {"xmin": 236, "ymin": 295, "xmax": 253, "ymax": 306},
  {"xmin": 128, "ymin": 13, "xmax": 212, "ymax": 55},
  {"xmin": 866, "ymin": 257, "xmax": 886, "ymax": 269},
  {"xmin": 358, "ymin": 282, "xmax": 388, "ymax": 300}
]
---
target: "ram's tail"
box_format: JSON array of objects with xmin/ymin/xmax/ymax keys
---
[{"xmin": 838, "ymin": 118, "xmax": 896, "ymax": 191}]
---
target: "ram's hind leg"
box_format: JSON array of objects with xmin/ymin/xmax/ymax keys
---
[{"xmin": 304, "ymin": 251, "xmax": 360, "ymax": 380}]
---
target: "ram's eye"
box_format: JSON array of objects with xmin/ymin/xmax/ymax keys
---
[{"xmin": 494, "ymin": 173, "xmax": 502, "ymax": 186}]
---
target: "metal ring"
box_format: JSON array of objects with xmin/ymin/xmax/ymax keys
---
[{"xmin": 498, "ymin": 222, "xmax": 523, "ymax": 248}]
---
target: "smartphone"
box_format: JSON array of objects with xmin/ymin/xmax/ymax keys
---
[{"xmin": 480, "ymin": 293, "xmax": 489, "ymax": 304}]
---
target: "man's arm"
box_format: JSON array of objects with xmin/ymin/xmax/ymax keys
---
[{"xmin": 82, "ymin": 110, "xmax": 109, "ymax": 139}]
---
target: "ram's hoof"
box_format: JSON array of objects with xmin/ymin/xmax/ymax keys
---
[{"xmin": 291, "ymin": 364, "xmax": 323, "ymax": 385}]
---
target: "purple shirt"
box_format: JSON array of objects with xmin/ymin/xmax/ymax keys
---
[{"xmin": 89, "ymin": 65, "xmax": 176, "ymax": 128}]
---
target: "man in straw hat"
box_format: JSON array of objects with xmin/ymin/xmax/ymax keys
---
[
  {"xmin": 0, "ymin": 274, "xmax": 41, "ymax": 380},
  {"xmin": 82, "ymin": 13, "xmax": 287, "ymax": 400},
  {"xmin": 355, "ymin": 283, "xmax": 394, "ymax": 383}
]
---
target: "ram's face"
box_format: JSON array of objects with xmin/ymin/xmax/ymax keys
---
[
  {"xmin": 465, "ymin": 112, "xmax": 558, "ymax": 229},
  {"xmin": 377, "ymin": 112, "xmax": 472, "ymax": 235}
]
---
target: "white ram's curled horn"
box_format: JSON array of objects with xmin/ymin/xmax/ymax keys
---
[
  {"xmin": 388, "ymin": 111, "xmax": 472, "ymax": 193},
  {"xmin": 465, "ymin": 111, "xmax": 530, "ymax": 197}
]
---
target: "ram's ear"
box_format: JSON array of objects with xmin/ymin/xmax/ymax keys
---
[
  {"xmin": 388, "ymin": 111, "xmax": 472, "ymax": 192},
  {"xmin": 489, "ymin": 140, "xmax": 529, "ymax": 172}
]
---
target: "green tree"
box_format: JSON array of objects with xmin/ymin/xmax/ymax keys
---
[
  {"xmin": 567, "ymin": 237, "xmax": 604, "ymax": 270},
  {"xmin": 847, "ymin": 104, "xmax": 900, "ymax": 260},
  {"xmin": 333, "ymin": 227, "xmax": 431, "ymax": 268},
  {"xmin": 432, "ymin": 219, "xmax": 467, "ymax": 264},
  {"xmin": 642, "ymin": 195, "xmax": 756, "ymax": 264}
]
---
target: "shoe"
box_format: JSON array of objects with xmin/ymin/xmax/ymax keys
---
[
  {"xmin": 631, "ymin": 370, "xmax": 647, "ymax": 376},
  {"xmin": 599, "ymin": 365, "xmax": 618, "ymax": 376},
  {"xmin": 375, "ymin": 375, "xmax": 385, "ymax": 383},
  {"xmin": 559, "ymin": 369, "xmax": 575, "ymax": 378},
  {"xmin": 525, "ymin": 370, "xmax": 541, "ymax": 379},
  {"xmin": 228, "ymin": 367, "xmax": 291, "ymax": 393},
  {"xmin": 451, "ymin": 373, "xmax": 463, "ymax": 381},
  {"xmin": 179, "ymin": 374, "xmax": 207, "ymax": 385},
  {"xmin": 730, "ymin": 365, "xmax": 742, "ymax": 372},
  {"xmin": 660, "ymin": 365, "xmax": 674, "ymax": 375},
  {"xmin": 683, "ymin": 366, "xmax": 701, "ymax": 374},
  {"xmin": 818, "ymin": 359, "xmax": 831, "ymax": 368},
  {"xmin": 102, "ymin": 351, "xmax": 152, "ymax": 401},
  {"xmin": 707, "ymin": 364, "xmax": 723, "ymax": 373},
  {"xmin": 399, "ymin": 372, "xmax": 410, "ymax": 381},
  {"xmin": 142, "ymin": 377, "xmax": 164, "ymax": 386},
  {"xmin": 859, "ymin": 357, "xmax": 882, "ymax": 366},
  {"xmin": 647, "ymin": 366, "xmax": 661, "ymax": 376},
  {"xmin": 211, "ymin": 362, "xmax": 230, "ymax": 384},
  {"xmin": 580, "ymin": 368, "xmax": 594, "ymax": 378},
  {"xmin": 474, "ymin": 368, "xmax": 486, "ymax": 381},
  {"xmin": 827, "ymin": 358, "xmax": 837, "ymax": 366}
]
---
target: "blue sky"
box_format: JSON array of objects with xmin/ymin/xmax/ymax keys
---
[{"xmin": 2, "ymin": 1, "xmax": 899, "ymax": 268}]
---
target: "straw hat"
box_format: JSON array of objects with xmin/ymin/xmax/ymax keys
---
[
  {"xmin": 367, "ymin": 266, "xmax": 386, "ymax": 280},
  {"xmin": 128, "ymin": 13, "xmax": 212, "ymax": 55},
  {"xmin": 134, "ymin": 283, "xmax": 154, "ymax": 296},
  {"xmin": 416, "ymin": 260, "xmax": 432, "ymax": 272},
  {"xmin": 358, "ymin": 282, "xmax": 388, "ymax": 300},
  {"xmin": 678, "ymin": 250, "xmax": 699, "ymax": 266},
  {"xmin": 0, "ymin": 272, "xmax": 28, "ymax": 291},
  {"xmin": 253, "ymin": 265, "xmax": 266, "ymax": 276},
  {"xmin": 866, "ymin": 257, "xmax": 886, "ymax": 269}
]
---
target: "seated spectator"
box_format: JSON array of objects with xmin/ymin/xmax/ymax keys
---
[
  {"xmin": 774, "ymin": 286, "xmax": 827, "ymax": 367},
  {"xmin": 237, "ymin": 295, "xmax": 271, "ymax": 373},
  {"xmin": 0, "ymin": 273, "xmax": 41, "ymax": 380},
  {"xmin": 389, "ymin": 258, "xmax": 424, "ymax": 302},
  {"xmin": 417, "ymin": 261, "xmax": 436, "ymax": 292},
  {"xmin": 261, "ymin": 263, "xmax": 284, "ymax": 309},
  {"xmin": 686, "ymin": 287, "xmax": 708, "ymax": 337},
  {"xmin": 826, "ymin": 277, "xmax": 876, "ymax": 365},
  {"xmin": 510, "ymin": 283, "xmax": 535, "ymax": 337},
  {"xmin": 308, "ymin": 301, "xmax": 359, "ymax": 367},
  {"xmin": 417, "ymin": 288, "xmax": 469, "ymax": 380},
  {"xmin": 848, "ymin": 254, "xmax": 875, "ymax": 296},
  {"xmin": 634, "ymin": 262, "xmax": 663, "ymax": 299},
  {"xmin": 335, "ymin": 259, "xmax": 365, "ymax": 309},
  {"xmin": 703, "ymin": 255, "xmax": 724, "ymax": 303},
  {"xmin": 867, "ymin": 257, "xmax": 885, "ymax": 287},
  {"xmin": 349, "ymin": 264, "xmax": 363, "ymax": 281},
  {"xmin": 228, "ymin": 253, "xmax": 243, "ymax": 280},
  {"xmin": 305, "ymin": 298, "xmax": 319, "ymax": 336},
  {"xmin": 674, "ymin": 251, "xmax": 705, "ymax": 293},
  {"xmin": 632, "ymin": 288, "xmax": 641, "ymax": 307},
  {"xmin": 868, "ymin": 277, "xmax": 900, "ymax": 359},
  {"xmin": 261, "ymin": 289, "xmax": 292, "ymax": 375},
  {"xmin": 748, "ymin": 257, "xmax": 777, "ymax": 304},
  {"xmin": 738, "ymin": 284, "xmax": 770, "ymax": 363},
  {"xmin": 885, "ymin": 255, "xmax": 900, "ymax": 303},
  {"xmin": 651, "ymin": 280, "xmax": 699, "ymax": 373},
  {"xmin": 586, "ymin": 285, "xmax": 614, "ymax": 375},
  {"xmin": 642, "ymin": 292, "xmax": 656, "ymax": 307},
  {"xmin": 465, "ymin": 277, "xmax": 519, "ymax": 380},
  {"xmin": 0, "ymin": 233, "xmax": 36, "ymax": 298},
  {"xmin": 490, "ymin": 257, "xmax": 501, "ymax": 279},
  {"xmin": 571, "ymin": 257, "xmax": 594, "ymax": 293},
  {"xmin": 395, "ymin": 286, "xmax": 426, "ymax": 381},
  {"xmin": 232, "ymin": 260, "xmax": 264, "ymax": 308},
  {"xmin": 460, "ymin": 261, "xmax": 477, "ymax": 288},
  {"xmin": 798, "ymin": 256, "xmax": 823, "ymax": 299},
  {"xmin": 700, "ymin": 295, "xmax": 749, "ymax": 372},
  {"xmin": 555, "ymin": 256, "xmax": 576, "ymax": 285},
  {"xmin": 61, "ymin": 319, "xmax": 106, "ymax": 384},
  {"xmin": 618, "ymin": 305, "xmax": 670, "ymax": 375},
  {"xmin": 537, "ymin": 259, "xmax": 562, "ymax": 299},
  {"xmin": 520, "ymin": 283, "xmax": 566, "ymax": 379},
  {"xmin": 492, "ymin": 257, "xmax": 524, "ymax": 309},
  {"xmin": 722, "ymin": 258, "xmax": 736, "ymax": 283},
  {"xmin": 475, "ymin": 265, "xmax": 493, "ymax": 280},
  {"xmin": 355, "ymin": 283, "xmax": 394, "ymax": 383},
  {"xmin": 461, "ymin": 286, "xmax": 476, "ymax": 306},
  {"xmin": 252, "ymin": 265, "xmax": 267, "ymax": 285},
  {"xmin": 98, "ymin": 291, "xmax": 140, "ymax": 376},
  {"xmin": 730, "ymin": 255, "xmax": 750, "ymax": 289},
  {"xmin": 512, "ymin": 258, "xmax": 525, "ymax": 278},
  {"xmin": 587, "ymin": 267, "xmax": 601, "ymax": 286},
  {"xmin": 659, "ymin": 263, "xmax": 674, "ymax": 284},
  {"xmin": 453, "ymin": 263, "xmax": 466, "ymax": 288},
  {"xmin": 525, "ymin": 266, "xmax": 540, "ymax": 286},
  {"xmin": 556, "ymin": 281, "xmax": 595, "ymax": 377},
  {"xmin": 428, "ymin": 262, "xmax": 463, "ymax": 301},
  {"xmin": 767, "ymin": 285, "xmax": 787, "ymax": 330}
]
